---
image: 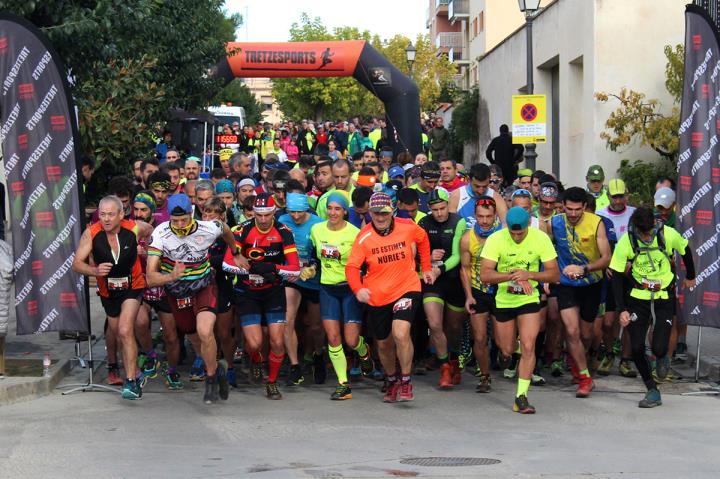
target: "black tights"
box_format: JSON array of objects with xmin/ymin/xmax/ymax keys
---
[{"xmin": 626, "ymin": 298, "xmax": 673, "ymax": 390}]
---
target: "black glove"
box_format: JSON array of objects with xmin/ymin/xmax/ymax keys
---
[{"xmin": 250, "ymin": 262, "xmax": 277, "ymax": 282}]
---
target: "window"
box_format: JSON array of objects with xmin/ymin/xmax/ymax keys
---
[
  {"xmin": 479, "ymin": 11, "xmax": 484, "ymax": 32},
  {"xmin": 472, "ymin": 18, "xmax": 478, "ymax": 37}
]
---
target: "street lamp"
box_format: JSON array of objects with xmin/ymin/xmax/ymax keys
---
[
  {"xmin": 405, "ymin": 42, "xmax": 416, "ymax": 76},
  {"xmin": 518, "ymin": 0, "xmax": 541, "ymax": 171}
]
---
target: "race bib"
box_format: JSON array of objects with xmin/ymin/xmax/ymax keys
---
[
  {"xmin": 507, "ymin": 281, "xmax": 525, "ymax": 295},
  {"xmin": 432, "ymin": 260, "xmax": 444, "ymax": 268},
  {"xmin": 321, "ymin": 244, "xmax": 340, "ymax": 260},
  {"xmin": 642, "ymin": 278, "xmax": 662, "ymax": 292},
  {"xmin": 393, "ymin": 297, "xmax": 413, "ymax": 313},
  {"xmin": 176, "ymin": 297, "xmax": 193, "ymax": 309},
  {"xmin": 299, "ymin": 259, "xmax": 310, "ymax": 267},
  {"xmin": 107, "ymin": 276, "xmax": 130, "ymax": 291},
  {"xmin": 248, "ymin": 274, "xmax": 265, "ymax": 286}
]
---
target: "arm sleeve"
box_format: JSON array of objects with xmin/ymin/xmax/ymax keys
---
[
  {"xmin": 277, "ymin": 227, "xmax": 300, "ymax": 277},
  {"xmin": 147, "ymin": 228, "xmax": 163, "ymax": 257},
  {"xmin": 612, "ymin": 270, "xmax": 627, "ymax": 312},
  {"xmin": 415, "ymin": 224, "xmax": 432, "ymax": 272},
  {"xmin": 345, "ymin": 236, "xmax": 365, "ymax": 294},
  {"xmin": 443, "ymin": 218, "xmax": 466, "ymax": 272},
  {"xmin": 222, "ymin": 230, "xmax": 245, "ymax": 275},
  {"xmin": 682, "ymin": 248, "xmax": 696, "ymax": 280}
]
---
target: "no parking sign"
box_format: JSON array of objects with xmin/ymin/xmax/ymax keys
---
[{"xmin": 512, "ymin": 94, "xmax": 547, "ymax": 144}]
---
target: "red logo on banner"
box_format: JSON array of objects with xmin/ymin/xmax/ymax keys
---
[
  {"xmin": 18, "ymin": 133, "xmax": 28, "ymax": 150},
  {"xmin": 693, "ymin": 34, "xmax": 702, "ymax": 50},
  {"xmin": 703, "ymin": 291, "xmax": 720, "ymax": 307},
  {"xmin": 35, "ymin": 211, "xmax": 54, "ymax": 228},
  {"xmin": 0, "ymin": 37, "xmax": 7, "ymax": 52},
  {"xmin": 696, "ymin": 210, "xmax": 713, "ymax": 225},
  {"xmin": 11, "ymin": 181, "xmax": 25, "ymax": 195},
  {"xmin": 702, "ymin": 84, "xmax": 710, "ymax": 99},
  {"xmin": 712, "ymin": 168, "xmax": 720, "ymax": 184},
  {"xmin": 46, "ymin": 165, "xmax": 62, "ymax": 182},
  {"xmin": 692, "ymin": 131, "xmax": 704, "ymax": 147},
  {"xmin": 31, "ymin": 260, "xmax": 44, "ymax": 276},
  {"xmin": 50, "ymin": 116, "xmax": 66, "ymax": 131},
  {"xmin": 680, "ymin": 176, "xmax": 692, "ymax": 192},
  {"xmin": 60, "ymin": 293, "xmax": 78, "ymax": 308},
  {"xmin": 18, "ymin": 83, "xmax": 34, "ymax": 99},
  {"xmin": 27, "ymin": 301, "xmax": 38, "ymax": 315}
]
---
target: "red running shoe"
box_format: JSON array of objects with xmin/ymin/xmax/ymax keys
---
[
  {"xmin": 383, "ymin": 380, "xmax": 399, "ymax": 403},
  {"xmin": 107, "ymin": 369, "xmax": 123, "ymax": 386},
  {"xmin": 398, "ymin": 380, "xmax": 414, "ymax": 402},
  {"xmin": 450, "ymin": 359, "xmax": 462, "ymax": 385},
  {"xmin": 438, "ymin": 363, "xmax": 453, "ymax": 389},
  {"xmin": 576, "ymin": 374, "xmax": 594, "ymax": 398}
]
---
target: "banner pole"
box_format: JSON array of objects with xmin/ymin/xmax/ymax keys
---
[{"xmin": 695, "ymin": 326, "xmax": 703, "ymax": 383}]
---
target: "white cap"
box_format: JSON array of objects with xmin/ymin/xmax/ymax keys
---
[{"xmin": 654, "ymin": 187, "xmax": 676, "ymax": 208}]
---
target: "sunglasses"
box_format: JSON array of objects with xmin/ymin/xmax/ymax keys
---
[{"xmin": 489, "ymin": 179, "xmax": 501, "ymax": 184}]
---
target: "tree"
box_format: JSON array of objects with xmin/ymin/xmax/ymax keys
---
[
  {"xmin": 1, "ymin": 0, "xmax": 241, "ymax": 171},
  {"xmin": 448, "ymin": 87, "xmax": 479, "ymax": 163},
  {"xmin": 272, "ymin": 13, "xmax": 457, "ymax": 121},
  {"xmin": 212, "ymin": 79, "xmax": 264, "ymax": 125}
]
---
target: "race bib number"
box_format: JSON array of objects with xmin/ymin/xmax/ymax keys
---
[
  {"xmin": 507, "ymin": 281, "xmax": 525, "ymax": 295},
  {"xmin": 107, "ymin": 276, "xmax": 130, "ymax": 291},
  {"xmin": 248, "ymin": 274, "xmax": 265, "ymax": 286},
  {"xmin": 176, "ymin": 297, "xmax": 193, "ymax": 309},
  {"xmin": 393, "ymin": 297, "xmax": 413, "ymax": 313},
  {"xmin": 321, "ymin": 244, "xmax": 340, "ymax": 260},
  {"xmin": 642, "ymin": 278, "xmax": 662, "ymax": 292}
]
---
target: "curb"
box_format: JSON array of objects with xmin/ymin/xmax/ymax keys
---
[{"xmin": 0, "ymin": 358, "xmax": 72, "ymax": 407}]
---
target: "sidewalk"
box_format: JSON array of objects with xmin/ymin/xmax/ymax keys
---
[{"xmin": 686, "ymin": 324, "xmax": 720, "ymax": 382}]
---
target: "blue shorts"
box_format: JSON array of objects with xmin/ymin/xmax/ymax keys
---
[
  {"xmin": 236, "ymin": 285, "xmax": 287, "ymax": 327},
  {"xmin": 319, "ymin": 283, "xmax": 363, "ymax": 324}
]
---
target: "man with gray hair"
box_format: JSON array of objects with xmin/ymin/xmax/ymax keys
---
[
  {"xmin": 194, "ymin": 179, "xmax": 216, "ymax": 219},
  {"xmin": 184, "ymin": 158, "xmax": 200, "ymax": 181}
]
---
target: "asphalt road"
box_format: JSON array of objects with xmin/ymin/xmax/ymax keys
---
[{"xmin": 2, "ymin": 362, "xmax": 719, "ymax": 478}]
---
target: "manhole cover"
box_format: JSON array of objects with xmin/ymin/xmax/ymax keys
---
[{"xmin": 400, "ymin": 457, "xmax": 501, "ymax": 467}]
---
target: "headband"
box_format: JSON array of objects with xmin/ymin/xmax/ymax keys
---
[
  {"xmin": 133, "ymin": 192, "xmax": 156, "ymax": 213},
  {"xmin": 286, "ymin": 192, "xmax": 309, "ymax": 212}
]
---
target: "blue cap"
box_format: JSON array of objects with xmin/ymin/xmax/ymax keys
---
[
  {"xmin": 388, "ymin": 165, "xmax": 405, "ymax": 179},
  {"xmin": 286, "ymin": 192, "xmax": 309, "ymax": 212},
  {"xmin": 506, "ymin": 206, "xmax": 529, "ymax": 231},
  {"xmin": 215, "ymin": 179, "xmax": 234, "ymax": 194},
  {"xmin": 327, "ymin": 191, "xmax": 350, "ymax": 210},
  {"xmin": 167, "ymin": 193, "xmax": 193, "ymax": 216}
]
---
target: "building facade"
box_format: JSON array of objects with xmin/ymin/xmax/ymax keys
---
[{"xmin": 243, "ymin": 77, "xmax": 283, "ymax": 125}]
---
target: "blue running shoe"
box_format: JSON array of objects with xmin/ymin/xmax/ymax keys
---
[
  {"xmin": 349, "ymin": 366, "xmax": 362, "ymax": 377},
  {"xmin": 226, "ymin": 367, "xmax": 238, "ymax": 388},
  {"xmin": 190, "ymin": 357, "xmax": 206, "ymax": 381},
  {"xmin": 121, "ymin": 379, "xmax": 142, "ymax": 400}
]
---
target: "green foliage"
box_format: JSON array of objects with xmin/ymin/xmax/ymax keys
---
[
  {"xmin": 212, "ymin": 79, "xmax": 264, "ymax": 125},
  {"xmin": 272, "ymin": 13, "xmax": 457, "ymax": 121},
  {"xmin": 0, "ymin": 0, "xmax": 240, "ymax": 170},
  {"xmin": 448, "ymin": 88, "xmax": 479, "ymax": 162},
  {"xmin": 617, "ymin": 158, "xmax": 676, "ymax": 207}
]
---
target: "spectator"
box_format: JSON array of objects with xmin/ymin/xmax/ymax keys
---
[
  {"xmin": 428, "ymin": 117, "xmax": 450, "ymax": 161},
  {"xmin": 486, "ymin": 124, "xmax": 524, "ymax": 185}
]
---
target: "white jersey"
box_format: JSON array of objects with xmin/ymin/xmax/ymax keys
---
[
  {"xmin": 148, "ymin": 220, "xmax": 222, "ymax": 268},
  {"xmin": 597, "ymin": 206, "xmax": 635, "ymax": 239},
  {"xmin": 457, "ymin": 185, "xmax": 496, "ymax": 229}
]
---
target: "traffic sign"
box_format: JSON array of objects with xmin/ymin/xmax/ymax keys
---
[{"xmin": 512, "ymin": 94, "xmax": 546, "ymax": 144}]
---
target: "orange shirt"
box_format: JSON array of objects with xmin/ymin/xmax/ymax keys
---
[{"xmin": 346, "ymin": 218, "xmax": 431, "ymax": 306}]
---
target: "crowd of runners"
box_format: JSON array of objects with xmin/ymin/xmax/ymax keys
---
[{"xmin": 72, "ymin": 119, "xmax": 696, "ymax": 414}]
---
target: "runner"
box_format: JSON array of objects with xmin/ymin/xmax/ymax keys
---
[
  {"xmin": 480, "ymin": 207, "xmax": 559, "ymax": 413},
  {"xmin": 460, "ymin": 198, "xmax": 502, "ymax": 393},
  {"xmin": 223, "ymin": 193, "xmax": 300, "ymax": 400},
  {"xmin": 72, "ymin": 195, "xmax": 153, "ymax": 400},
  {"xmin": 409, "ymin": 161, "xmax": 441, "ymax": 213},
  {"xmin": 278, "ymin": 190, "xmax": 324, "ymax": 386},
  {"xmin": 450, "ymin": 163, "xmax": 508, "ymax": 228},
  {"xmin": 548, "ymin": 187, "xmax": 612, "ymax": 398},
  {"xmin": 346, "ymin": 192, "xmax": 434, "ymax": 403},
  {"xmin": 418, "ymin": 189, "xmax": 467, "ymax": 389},
  {"xmin": 310, "ymin": 192, "xmax": 373, "ymax": 400},
  {"xmin": 146, "ymin": 193, "xmax": 246, "ymax": 404},
  {"xmin": 609, "ymin": 207, "xmax": 696, "ymax": 408}
]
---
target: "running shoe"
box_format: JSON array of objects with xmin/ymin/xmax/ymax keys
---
[
  {"xmin": 266, "ymin": 382, "xmax": 282, "ymax": 400},
  {"xmin": 313, "ymin": 352, "xmax": 327, "ymax": 384},
  {"xmin": 233, "ymin": 347, "xmax": 244, "ymax": 364},
  {"xmin": 513, "ymin": 394, "xmax": 536, "ymax": 414},
  {"xmin": 674, "ymin": 342, "xmax": 688, "ymax": 361},
  {"xmin": 503, "ymin": 366, "xmax": 517, "ymax": 380},
  {"xmin": 597, "ymin": 354, "xmax": 614, "ymax": 376},
  {"xmin": 136, "ymin": 371, "xmax": 148, "ymax": 389},
  {"xmin": 190, "ymin": 357, "xmax": 206, "ymax": 381},
  {"xmin": 107, "ymin": 367, "xmax": 123, "ymax": 386},
  {"xmin": 141, "ymin": 355, "xmax": 160, "ymax": 379},
  {"xmin": 575, "ymin": 375, "xmax": 594, "ymax": 398},
  {"xmin": 638, "ymin": 388, "xmax": 662, "ymax": 408},
  {"xmin": 226, "ymin": 368, "xmax": 238, "ymax": 388},
  {"xmin": 655, "ymin": 357, "xmax": 670, "ymax": 381},
  {"xmin": 413, "ymin": 361, "xmax": 428, "ymax": 376},
  {"xmin": 163, "ymin": 368, "xmax": 184, "ymax": 390},
  {"xmin": 531, "ymin": 371, "xmax": 546, "ymax": 386},
  {"xmin": 251, "ymin": 360, "xmax": 264, "ymax": 384},
  {"xmin": 217, "ymin": 360, "xmax": 229, "ymax": 400},
  {"xmin": 438, "ymin": 363, "xmax": 453, "ymax": 389},
  {"xmin": 498, "ymin": 354, "xmax": 512, "ymax": 371},
  {"xmin": 611, "ymin": 338, "xmax": 622, "ymax": 356},
  {"xmin": 383, "ymin": 380, "xmax": 399, "ymax": 403},
  {"xmin": 450, "ymin": 359, "xmax": 462, "ymax": 385},
  {"xmin": 371, "ymin": 367, "xmax": 384, "ymax": 381},
  {"xmin": 474, "ymin": 365, "xmax": 482, "ymax": 377},
  {"xmin": 550, "ymin": 360, "xmax": 564, "ymax": 377},
  {"xmin": 203, "ymin": 373, "xmax": 218, "ymax": 404},
  {"xmin": 331, "ymin": 383, "xmax": 352, "ymax": 400},
  {"xmin": 349, "ymin": 365, "xmax": 362, "ymax": 378},
  {"xmin": 398, "ymin": 380, "xmax": 414, "ymax": 402},
  {"xmin": 288, "ymin": 364, "xmax": 304, "ymax": 386},
  {"xmin": 619, "ymin": 360, "xmax": 637, "ymax": 378},
  {"xmin": 121, "ymin": 378, "xmax": 142, "ymax": 400},
  {"xmin": 457, "ymin": 354, "xmax": 467, "ymax": 371},
  {"xmin": 475, "ymin": 374, "xmax": 491, "ymax": 393},
  {"xmin": 360, "ymin": 352, "xmax": 375, "ymax": 377}
]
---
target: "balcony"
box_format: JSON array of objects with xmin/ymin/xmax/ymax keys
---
[
  {"xmin": 448, "ymin": 47, "xmax": 470, "ymax": 65},
  {"xmin": 451, "ymin": 73, "xmax": 468, "ymax": 91},
  {"xmin": 449, "ymin": 0, "xmax": 469, "ymax": 22},
  {"xmin": 436, "ymin": 0, "xmax": 449, "ymax": 16},
  {"xmin": 426, "ymin": 7, "xmax": 431, "ymax": 28},
  {"xmin": 436, "ymin": 31, "xmax": 463, "ymax": 51}
]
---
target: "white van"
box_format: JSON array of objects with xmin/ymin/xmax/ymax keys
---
[{"xmin": 208, "ymin": 105, "xmax": 246, "ymax": 129}]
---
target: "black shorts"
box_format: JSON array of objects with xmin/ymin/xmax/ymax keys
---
[
  {"xmin": 422, "ymin": 275, "xmax": 465, "ymax": 308},
  {"xmin": 557, "ymin": 282, "xmax": 603, "ymax": 323},
  {"xmin": 217, "ymin": 281, "xmax": 233, "ymax": 315},
  {"xmin": 494, "ymin": 302, "xmax": 541, "ymax": 323},
  {"xmin": 236, "ymin": 285, "xmax": 287, "ymax": 327},
  {"xmin": 367, "ymin": 292, "xmax": 421, "ymax": 341},
  {"xmin": 285, "ymin": 282, "xmax": 320, "ymax": 304},
  {"xmin": 145, "ymin": 297, "xmax": 172, "ymax": 314},
  {"xmin": 470, "ymin": 288, "xmax": 495, "ymax": 315},
  {"xmin": 101, "ymin": 289, "xmax": 144, "ymax": 318}
]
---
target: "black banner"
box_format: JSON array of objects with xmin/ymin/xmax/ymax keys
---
[
  {"xmin": 0, "ymin": 14, "xmax": 88, "ymax": 334},
  {"xmin": 677, "ymin": 5, "xmax": 720, "ymax": 327}
]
